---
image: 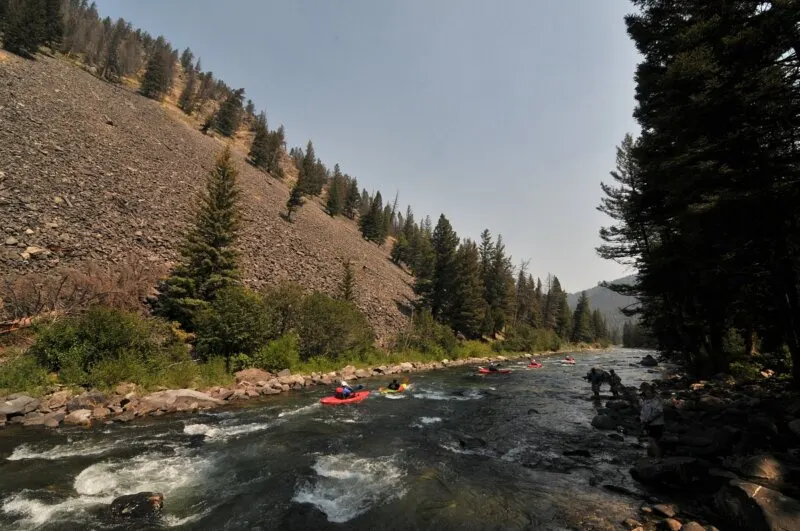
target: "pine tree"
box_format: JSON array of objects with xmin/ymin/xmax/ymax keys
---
[
  {"xmin": 451, "ymin": 239, "xmax": 486, "ymax": 338},
  {"xmin": 285, "ymin": 183, "xmax": 304, "ymax": 222},
  {"xmin": 359, "ymin": 191, "xmax": 386, "ymax": 244},
  {"xmin": 2, "ymin": 0, "xmax": 46, "ymax": 56},
  {"xmin": 179, "ymin": 46, "xmax": 193, "ymax": 71},
  {"xmin": 326, "ymin": 164, "xmax": 344, "ymax": 216},
  {"xmin": 153, "ymin": 148, "xmax": 241, "ymax": 329},
  {"xmin": 43, "ymin": 0, "xmax": 63, "ymax": 49},
  {"xmin": 571, "ymin": 291, "xmax": 593, "ymax": 343},
  {"xmin": 101, "ymin": 18, "xmax": 126, "ymax": 81},
  {"xmin": 177, "ymin": 67, "xmax": 197, "ymax": 114},
  {"xmin": 340, "ymin": 259, "xmax": 356, "ymax": 302},
  {"xmin": 248, "ymin": 122, "xmax": 270, "ymax": 168},
  {"xmin": 213, "ymin": 88, "xmax": 245, "ymax": 137},
  {"xmin": 556, "ymin": 291, "xmax": 572, "ymax": 340},
  {"xmin": 543, "ymin": 275, "xmax": 563, "ymax": 330},
  {"xmin": 591, "ymin": 309, "xmax": 608, "ymax": 341},
  {"xmin": 428, "ymin": 214, "xmax": 460, "ymax": 319},
  {"xmin": 344, "ymin": 178, "xmax": 360, "ymax": 219},
  {"xmin": 140, "ymin": 48, "xmax": 171, "ymax": 100}
]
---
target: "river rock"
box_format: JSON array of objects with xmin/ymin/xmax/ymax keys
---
[
  {"xmin": 680, "ymin": 522, "xmax": 706, "ymax": 531},
  {"xmin": 67, "ymin": 391, "xmax": 106, "ymax": 412},
  {"xmin": 114, "ymin": 383, "xmax": 137, "ymax": 395},
  {"xmin": 630, "ymin": 456, "xmax": 707, "ymax": 488},
  {"xmin": 653, "ymin": 503, "xmax": 679, "ymax": 518},
  {"xmin": 641, "ymin": 355, "xmax": 659, "ymax": 367},
  {"xmin": 399, "ymin": 362, "xmax": 414, "ymax": 371},
  {"xmin": 64, "ymin": 409, "xmax": 92, "ymax": 426},
  {"xmin": 22, "ymin": 411, "xmax": 46, "ymax": 426},
  {"xmin": 592, "ymin": 414, "xmax": 618, "ymax": 430},
  {"xmin": 216, "ymin": 388, "xmax": 234, "ymax": 401},
  {"xmin": 788, "ymin": 419, "xmax": 800, "ymax": 437},
  {"xmin": 43, "ymin": 410, "xmax": 65, "ymax": 428},
  {"xmin": 92, "ymin": 407, "xmax": 111, "ymax": 419},
  {"xmin": 623, "ymin": 518, "xmax": 643, "ymax": 530},
  {"xmin": 355, "ymin": 369, "xmax": 370, "ymax": 378},
  {"xmin": 659, "ymin": 519, "xmax": 682, "ymax": 531},
  {"xmin": 0, "ymin": 395, "xmax": 40, "ymax": 416},
  {"xmin": 43, "ymin": 390, "xmax": 72, "ymax": 410},
  {"xmin": 0, "ymin": 414, "xmax": 6, "ymax": 427},
  {"xmin": 715, "ymin": 479, "xmax": 800, "ymax": 531},
  {"xmin": 260, "ymin": 387, "xmax": 281, "ymax": 395},
  {"xmin": 141, "ymin": 389, "xmax": 224, "ymax": 413},
  {"xmin": 109, "ymin": 492, "xmax": 164, "ymax": 521},
  {"xmin": 734, "ymin": 454, "xmax": 784, "ymax": 484},
  {"xmin": 235, "ymin": 368, "xmax": 273, "ymax": 384}
]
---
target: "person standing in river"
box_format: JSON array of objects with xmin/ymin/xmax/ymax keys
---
[
  {"xmin": 584, "ymin": 368, "xmax": 605, "ymax": 396},
  {"xmin": 609, "ymin": 369, "xmax": 623, "ymax": 397},
  {"xmin": 639, "ymin": 382, "xmax": 664, "ymax": 460}
]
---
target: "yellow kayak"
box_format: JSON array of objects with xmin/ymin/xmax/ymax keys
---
[{"xmin": 378, "ymin": 383, "xmax": 412, "ymax": 394}]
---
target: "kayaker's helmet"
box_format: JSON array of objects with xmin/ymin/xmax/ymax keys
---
[{"xmin": 340, "ymin": 381, "xmax": 348, "ymax": 387}]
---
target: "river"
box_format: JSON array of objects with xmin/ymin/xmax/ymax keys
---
[{"xmin": 0, "ymin": 348, "xmax": 664, "ymax": 530}]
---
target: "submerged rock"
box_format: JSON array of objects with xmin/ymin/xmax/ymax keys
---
[
  {"xmin": 109, "ymin": 492, "xmax": 164, "ymax": 521},
  {"xmin": 592, "ymin": 414, "xmax": 618, "ymax": 430},
  {"xmin": 641, "ymin": 355, "xmax": 658, "ymax": 367}
]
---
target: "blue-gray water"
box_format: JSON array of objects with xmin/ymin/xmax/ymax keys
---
[{"xmin": 0, "ymin": 349, "xmax": 663, "ymax": 530}]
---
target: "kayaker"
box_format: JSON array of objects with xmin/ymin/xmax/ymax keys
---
[
  {"xmin": 565, "ymin": 355, "xmax": 575, "ymax": 363},
  {"xmin": 340, "ymin": 380, "xmax": 354, "ymax": 398},
  {"xmin": 487, "ymin": 362, "xmax": 500, "ymax": 372},
  {"xmin": 529, "ymin": 358, "xmax": 538, "ymax": 365},
  {"xmin": 387, "ymin": 379, "xmax": 401, "ymax": 391}
]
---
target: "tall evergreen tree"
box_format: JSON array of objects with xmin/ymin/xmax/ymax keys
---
[
  {"xmin": 429, "ymin": 214, "xmax": 460, "ymax": 319},
  {"xmin": 179, "ymin": 46, "xmax": 193, "ymax": 71},
  {"xmin": 340, "ymin": 259, "xmax": 356, "ymax": 302},
  {"xmin": 177, "ymin": 67, "xmax": 197, "ymax": 114},
  {"xmin": 543, "ymin": 275, "xmax": 563, "ymax": 330},
  {"xmin": 326, "ymin": 164, "xmax": 344, "ymax": 216},
  {"xmin": 153, "ymin": 148, "xmax": 241, "ymax": 329},
  {"xmin": 556, "ymin": 291, "xmax": 572, "ymax": 340},
  {"xmin": 248, "ymin": 122, "xmax": 270, "ymax": 169},
  {"xmin": 451, "ymin": 239, "xmax": 486, "ymax": 338},
  {"xmin": 140, "ymin": 47, "xmax": 171, "ymax": 100},
  {"xmin": 571, "ymin": 291, "xmax": 593, "ymax": 343},
  {"xmin": 285, "ymin": 183, "xmax": 304, "ymax": 222},
  {"xmin": 2, "ymin": 0, "xmax": 46, "ymax": 56},
  {"xmin": 213, "ymin": 88, "xmax": 245, "ymax": 137},
  {"xmin": 43, "ymin": 0, "xmax": 63, "ymax": 49},
  {"xmin": 101, "ymin": 18, "xmax": 126, "ymax": 81},
  {"xmin": 344, "ymin": 178, "xmax": 360, "ymax": 219}
]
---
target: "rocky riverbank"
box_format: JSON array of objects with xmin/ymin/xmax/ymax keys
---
[
  {"xmin": 0, "ymin": 350, "xmax": 591, "ymax": 431},
  {"xmin": 590, "ymin": 354, "xmax": 800, "ymax": 531}
]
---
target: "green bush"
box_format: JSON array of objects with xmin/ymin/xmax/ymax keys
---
[
  {"xmin": 730, "ymin": 360, "xmax": 763, "ymax": 380},
  {"xmin": 29, "ymin": 308, "xmax": 187, "ymax": 381},
  {"xmin": 253, "ymin": 333, "xmax": 300, "ymax": 372},
  {"xmin": 296, "ymin": 292, "xmax": 374, "ymax": 361},
  {"xmin": 0, "ymin": 352, "xmax": 49, "ymax": 395},
  {"xmin": 262, "ymin": 282, "xmax": 305, "ymax": 336},
  {"xmin": 194, "ymin": 286, "xmax": 278, "ymax": 361},
  {"xmin": 394, "ymin": 310, "xmax": 457, "ymax": 357},
  {"xmin": 493, "ymin": 325, "xmax": 562, "ymax": 353}
]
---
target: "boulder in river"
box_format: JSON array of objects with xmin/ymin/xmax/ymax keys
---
[
  {"xmin": 641, "ymin": 355, "xmax": 659, "ymax": 367},
  {"xmin": 715, "ymin": 479, "xmax": 800, "ymax": 531},
  {"xmin": 591, "ymin": 414, "xmax": 618, "ymax": 430},
  {"xmin": 0, "ymin": 395, "xmax": 40, "ymax": 416},
  {"xmin": 109, "ymin": 492, "xmax": 164, "ymax": 521},
  {"xmin": 64, "ymin": 409, "xmax": 92, "ymax": 426},
  {"xmin": 630, "ymin": 456, "xmax": 709, "ymax": 488}
]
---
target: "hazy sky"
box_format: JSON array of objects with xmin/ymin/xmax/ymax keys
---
[{"xmin": 96, "ymin": 0, "xmax": 641, "ymax": 292}]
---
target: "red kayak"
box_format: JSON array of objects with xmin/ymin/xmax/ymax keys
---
[
  {"xmin": 478, "ymin": 367, "xmax": 511, "ymax": 374},
  {"xmin": 527, "ymin": 363, "xmax": 542, "ymax": 369},
  {"xmin": 320, "ymin": 390, "xmax": 370, "ymax": 405}
]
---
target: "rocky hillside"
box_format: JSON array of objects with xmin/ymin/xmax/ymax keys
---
[{"xmin": 0, "ymin": 52, "xmax": 415, "ymax": 343}]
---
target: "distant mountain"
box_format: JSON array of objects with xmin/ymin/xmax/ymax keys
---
[{"xmin": 567, "ymin": 275, "xmax": 638, "ymax": 333}]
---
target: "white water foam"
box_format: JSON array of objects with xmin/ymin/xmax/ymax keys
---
[
  {"xmin": 182, "ymin": 419, "xmax": 277, "ymax": 440},
  {"xmin": 6, "ymin": 439, "xmax": 120, "ymax": 462},
  {"xmin": 411, "ymin": 416, "xmax": 443, "ymax": 428},
  {"xmin": 278, "ymin": 403, "xmax": 321, "ymax": 418},
  {"xmin": 413, "ymin": 389, "xmax": 482, "ymax": 401},
  {"xmin": 292, "ymin": 453, "xmax": 407, "ymax": 523},
  {"xmin": 2, "ymin": 449, "xmax": 213, "ymax": 529}
]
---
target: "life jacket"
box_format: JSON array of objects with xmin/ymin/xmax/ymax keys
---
[{"xmin": 336, "ymin": 387, "xmax": 344, "ymax": 394}]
